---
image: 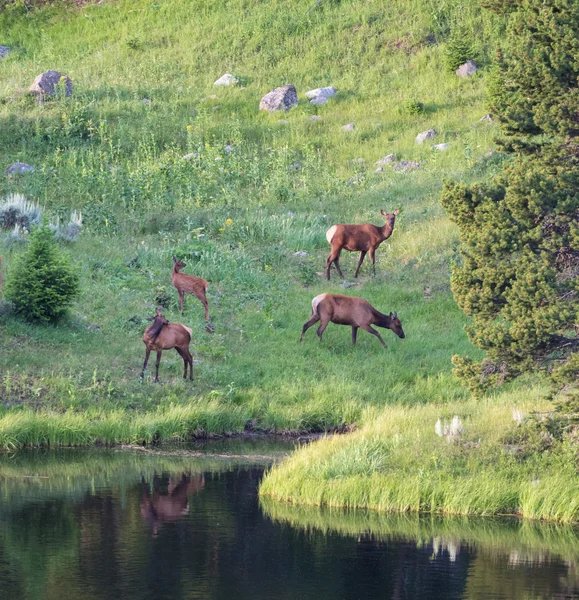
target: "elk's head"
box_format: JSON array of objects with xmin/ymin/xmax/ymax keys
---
[
  {"xmin": 388, "ymin": 311, "xmax": 405, "ymax": 339},
  {"xmin": 381, "ymin": 208, "xmax": 399, "ymax": 228},
  {"xmin": 172, "ymin": 256, "xmax": 187, "ymax": 271}
]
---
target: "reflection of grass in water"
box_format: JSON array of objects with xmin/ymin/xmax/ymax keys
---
[
  {"xmin": 260, "ymin": 498, "xmax": 579, "ymax": 563},
  {"xmin": 0, "ymin": 446, "xmax": 277, "ymax": 511}
]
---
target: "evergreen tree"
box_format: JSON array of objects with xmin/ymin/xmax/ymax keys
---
[
  {"xmin": 5, "ymin": 224, "xmax": 80, "ymax": 323},
  {"xmin": 441, "ymin": 0, "xmax": 579, "ymax": 394}
]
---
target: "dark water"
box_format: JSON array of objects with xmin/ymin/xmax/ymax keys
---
[{"xmin": 0, "ymin": 443, "xmax": 578, "ymax": 600}]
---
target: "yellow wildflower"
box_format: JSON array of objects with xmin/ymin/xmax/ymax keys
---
[{"xmin": 225, "ymin": 218, "xmax": 233, "ymax": 227}]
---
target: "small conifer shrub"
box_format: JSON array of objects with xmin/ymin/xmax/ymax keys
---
[
  {"xmin": 5, "ymin": 224, "xmax": 80, "ymax": 322},
  {"xmin": 444, "ymin": 26, "xmax": 477, "ymax": 73}
]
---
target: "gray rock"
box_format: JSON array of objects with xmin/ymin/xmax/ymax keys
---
[
  {"xmin": 480, "ymin": 113, "xmax": 493, "ymax": 123},
  {"xmin": 342, "ymin": 123, "xmax": 355, "ymax": 132},
  {"xmin": 0, "ymin": 46, "xmax": 11, "ymax": 59},
  {"xmin": 394, "ymin": 160, "xmax": 420, "ymax": 173},
  {"xmin": 212, "ymin": 105, "xmax": 221, "ymax": 111},
  {"xmin": 432, "ymin": 143, "xmax": 450, "ymax": 151},
  {"xmin": 309, "ymin": 115, "xmax": 323, "ymax": 121},
  {"xmin": 456, "ymin": 60, "xmax": 478, "ymax": 78},
  {"xmin": 87, "ymin": 324, "xmax": 101, "ymax": 331},
  {"xmin": 309, "ymin": 96, "xmax": 329, "ymax": 105},
  {"xmin": 415, "ymin": 129, "xmax": 436, "ymax": 144},
  {"xmin": 278, "ymin": 119, "xmax": 289, "ymax": 124},
  {"xmin": 343, "ymin": 281, "xmax": 358, "ymax": 288},
  {"xmin": 374, "ymin": 167, "xmax": 384, "ymax": 174},
  {"xmin": 142, "ymin": 98, "xmax": 151, "ymax": 105},
  {"xmin": 214, "ymin": 73, "xmax": 238, "ymax": 86},
  {"xmin": 293, "ymin": 251, "xmax": 308, "ymax": 257},
  {"xmin": 305, "ymin": 86, "xmax": 337, "ymax": 101},
  {"xmin": 182, "ymin": 153, "xmax": 200, "ymax": 160},
  {"xmin": 224, "ymin": 144, "xmax": 233, "ymax": 153},
  {"xmin": 356, "ymin": 158, "xmax": 365, "ymax": 164},
  {"xmin": 259, "ymin": 85, "xmax": 298, "ymax": 112},
  {"xmin": 375, "ymin": 154, "xmax": 396, "ymax": 166},
  {"xmin": 29, "ymin": 70, "xmax": 73, "ymax": 98},
  {"xmin": 290, "ymin": 162, "xmax": 301, "ymax": 170},
  {"xmin": 6, "ymin": 162, "xmax": 35, "ymax": 175}
]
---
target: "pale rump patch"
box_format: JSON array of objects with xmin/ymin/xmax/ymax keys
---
[
  {"xmin": 312, "ymin": 293, "xmax": 327, "ymax": 315},
  {"xmin": 326, "ymin": 225, "xmax": 337, "ymax": 244},
  {"xmin": 183, "ymin": 326, "xmax": 193, "ymax": 337}
]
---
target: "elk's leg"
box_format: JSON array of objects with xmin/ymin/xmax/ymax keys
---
[
  {"xmin": 354, "ymin": 251, "xmax": 367, "ymax": 278},
  {"xmin": 179, "ymin": 290, "xmax": 185, "ymax": 313},
  {"xmin": 361, "ymin": 325, "xmax": 387, "ymax": 348},
  {"xmin": 316, "ymin": 318, "xmax": 330, "ymax": 341},
  {"xmin": 176, "ymin": 348, "xmax": 188, "ymax": 379},
  {"xmin": 155, "ymin": 351, "xmax": 162, "ymax": 382},
  {"xmin": 352, "ymin": 326, "xmax": 358, "ymax": 344},
  {"xmin": 326, "ymin": 248, "xmax": 343, "ymax": 280},
  {"xmin": 300, "ymin": 314, "xmax": 320, "ymax": 342},
  {"xmin": 142, "ymin": 348, "xmax": 151, "ymax": 378},
  {"xmin": 369, "ymin": 249, "xmax": 376, "ymax": 277},
  {"xmin": 185, "ymin": 348, "xmax": 194, "ymax": 380},
  {"xmin": 194, "ymin": 290, "xmax": 210, "ymax": 320}
]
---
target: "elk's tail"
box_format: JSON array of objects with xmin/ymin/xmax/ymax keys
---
[
  {"xmin": 311, "ymin": 294, "xmax": 327, "ymax": 317},
  {"xmin": 326, "ymin": 225, "xmax": 337, "ymax": 244}
]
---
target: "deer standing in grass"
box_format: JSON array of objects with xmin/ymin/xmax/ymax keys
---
[
  {"xmin": 171, "ymin": 256, "xmax": 210, "ymax": 320},
  {"xmin": 299, "ymin": 293, "xmax": 405, "ymax": 348},
  {"xmin": 325, "ymin": 209, "xmax": 399, "ymax": 280},
  {"xmin": 142, "ymin": 308, "xmax": 194, "ymax": 382}
]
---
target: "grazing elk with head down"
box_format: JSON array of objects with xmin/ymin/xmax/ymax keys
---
[
  {"xmin": 142, "ymin": 308, "xmax": 194, "ymax": 382},
  {"xmin": 171, "ymin": 256, "xmax": 210, "ymax": 320},
  {"xmin": 299, "ymin": 293, "xmax": 405, "ymax": 348},
  {"xmin": 325, "ymin": 209, "xmax": 399, "ymax": 280}
]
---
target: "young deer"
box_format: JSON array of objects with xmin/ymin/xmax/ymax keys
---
[
  {"xmin": 171, "ymin": 256, "xmax": 210, "ymax": 320},
  {"xmin": 299, "ymin": 293, "xmax": 405, "ymax": 348},
  {"xmin": 141, "ymin": 308, "xmax": 194, "ymax": 382},
  {"xmin": 325, "ymin": 209, "xmax": 399, "ymax": 280}
]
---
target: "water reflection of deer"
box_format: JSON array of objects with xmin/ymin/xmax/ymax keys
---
[{"xmin": 140, "ymin": 473, "xmax": 205, "ymax": 537}]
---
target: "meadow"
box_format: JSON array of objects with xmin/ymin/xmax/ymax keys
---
[{"xmin": 0, "ymin": 0, "xmax": 573, "ymax": 520}]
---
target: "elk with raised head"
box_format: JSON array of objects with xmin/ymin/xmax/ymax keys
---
[
  {"xmin": 171, "ymin": 256, "xmax": 210, "ymax": 320},
  {"xmin": 325, "ymin": 209, "xmax": 399, "ymax": 280},
  {"xmin": 141, "ymin": 308, "xmax": 194, "ymax": 382},
  {"xmin": 299, "ymin": 293, "xmax": 405, "ymax": 348}
]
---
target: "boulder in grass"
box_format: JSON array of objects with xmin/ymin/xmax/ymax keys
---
[
  {"xmin": 415, "ymin": 129, "xmax": 436, "ymax": 144},
  {"xmin": 214, "ymin": 73, "xmax": 238, "ymax": 87},
  {"xmin": 480, "ymin": 113, "xmax": 493, "ymax": 123},
  {"xmin": 29, "ymin": 70, "xmax": 73, "ymax": 98},
  {"xmin": 6, "ymin": 162, "xmax": 35, "ymax": 175},
  {"xmin": 394, "ymin": 160, "xmax": 420, "ymax": 173},
  {"xmin": 456, "ymin": 60, "xmax": 478, "ymax": 78},
  {"xmin": 0, "ymin": 46, "xmax": 11, "ymax": 59},
  {"xmin": 259, "ymin": 85, "xmax": 298, "ymax": 112},
  {"xmin": 432, "ymin": 143, "xmax": 450, "ymax": 151},
  {"xmin": 342, "ymin": 123, "xmax": 355, "ymax": 132},
  {"xmin": 305, "ymin": 86, "xmax": 337, "ymax": 105},
  {"xmin": 375, "ymin": 154, "xmax": 396, "ymax": 166}
]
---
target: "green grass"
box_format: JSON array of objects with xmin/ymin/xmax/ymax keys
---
[{"xmin": 260, "ymin": 392, "xmax": 579, "ymax": 523}]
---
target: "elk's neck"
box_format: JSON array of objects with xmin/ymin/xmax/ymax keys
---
[{"xmin": 380, "ymin": 222, "xmax": 394, "ymax": 239}]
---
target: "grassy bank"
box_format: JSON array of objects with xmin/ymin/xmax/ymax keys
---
[{"xmin": 260, "ymin": 392, "xmax": 579, "ymax": 523}]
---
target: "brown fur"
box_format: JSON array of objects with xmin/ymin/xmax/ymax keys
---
[
  {"xmin": 171, "ymin": 256, "xmax": 210, "ymax": 320},
  {"xmin": 299, "ymin": 293, "xmax": 405, "ymax": 348},
  {"xmin": 325, "ymin": 209, "xmax": 399, "ymax": 280},
  {"xmin": 141, "ymin": 474, "xmax": 205, "ymax": 537},
  {"xmin": 141, "ymin": 309, "xmax": 194, "ymax": 381}
]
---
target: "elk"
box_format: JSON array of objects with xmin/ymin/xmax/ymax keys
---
[
  {"xmin": 299, "ymin": 293, "xmax": 405, "ymax": 348},
  {"xmin": 141, "ymin": 473, "xmax": 205, "ymax": 537},
  {"xmin": 325, "ymin": 209, "xmax": 399, "ymax": 280},
  {"xmin": 141, "ymin": 308, "xmax": 194, "ymax": 382},
  {"xmin": 171, "ymin": 256, "xmax": 210, "ymax": 320}
]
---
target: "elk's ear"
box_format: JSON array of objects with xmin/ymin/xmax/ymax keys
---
[
  {"xmin": 155, "ymin": 307, "xmax": 162, "ymax": 316},
  {"xmin": 393, "ymin": 311, "xmax": 398, "ymax": 318},
  {"xmin": 381, "ymin": 209, "xmax": 388, "ymax": 217},
  {"xmin": 389, "ymin": 312, "xmax": 393, "ymax": 317},
  {"xmin": 172, "ymin": 255, "xmax": 177, "ymax": 263},
  {"xmin": 393, "ymin": 208, "xmax": 400, "ymax": 216},
  {"xmin": 146, "ymin": 316, "xmax": 155, "ymax": 322}
]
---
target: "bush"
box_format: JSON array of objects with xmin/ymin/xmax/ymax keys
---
[
  {"xmin": 403, "ymin": 99, "xmax": 425, "ymax": 115},
  {"xmin": 444, "ymin": 26, "xmax": 477, "ymax": 72},
  {"xmin": 0, "ymin": 194, "xmax": 41, "ymax": 231},
  {"xmin": 4, "ymin": 224, "xmax": 80, "ymax": 322}
]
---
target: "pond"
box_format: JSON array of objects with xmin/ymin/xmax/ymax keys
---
[{"xmin": 0, "ymin": 440, "xmax": 578, "ymax": 600}]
